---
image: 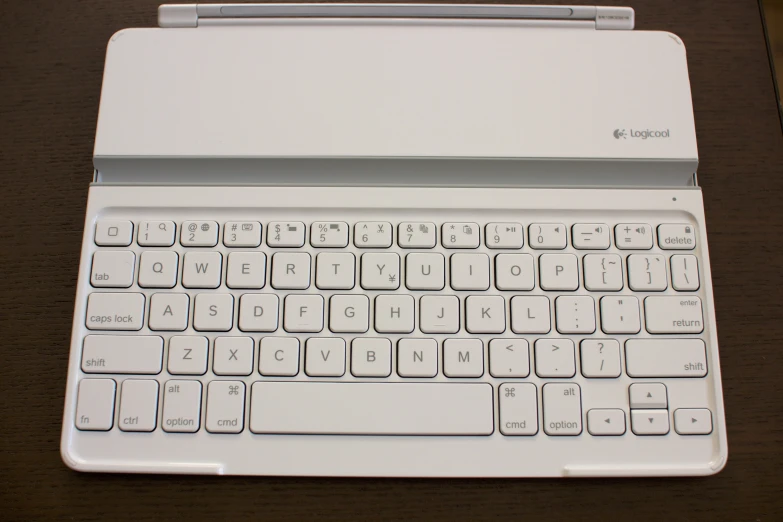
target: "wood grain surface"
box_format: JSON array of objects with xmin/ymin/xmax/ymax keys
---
[{"xmin": 1, "ymin": 1, "xmax": 782, "ymax": 520}]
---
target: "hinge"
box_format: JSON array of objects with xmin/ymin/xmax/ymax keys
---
[{"xmin": 158, "ymin": 3, "xmax": 634, "ymax": 30}]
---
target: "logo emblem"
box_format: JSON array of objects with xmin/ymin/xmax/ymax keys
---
[{"xmin": 613, "ymin": 129, "xmax": 627, "ymax": 140}]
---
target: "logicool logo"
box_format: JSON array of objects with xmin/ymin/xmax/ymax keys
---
[{"xmin": 613, "ymin": 128, "xmax": 670, "ymax": 140}]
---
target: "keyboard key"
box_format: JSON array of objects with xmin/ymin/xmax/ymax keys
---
[
  {"xmin": 249, "ymin": 382, "xmax": 493, "ymax": 435},
  {"xmin": 213, "ymin": 336, "xmax": 254, "ymax": 376},
  {"xmin": 443, "ymin": 339, "xmax": 484, "ymax": 377},
  {"xmin": 555, "ymin": 296, "xmax": 596, "ymax": 334},
  {"xmin": 628, "ymin": 254, "xmax": 667, "ymax": 291},
  {"xmin": 238, "ymin": 294, "xmax": 279, "ymax": 332},
  {"xmin": 148, "ymin": 293, "xmax": 189, "ymax": 331},
  {"xmin": 629, "ymin": 383, "xmax": 667, "ymax": 409},
  {"xmin": 405, "ymin": 253, "xmax": 445, "ymax": 290},
  {"xmin": 118, "ymin": 379, "xmax": 159, "ymax": 432},
  {"xmin": 162, "ymin": 380, "xmax": 202, "ymax": 433},
  {"xmin": 583, "ymin": 254, "xmax": 623, "ymax": 291},
  {"xmin": 351, "ymin": 338, "xmax": 392, "ymax": 377},
  {"xmin": 631, "ymin": 409, "xmax": 669, "ymax": 435},
  {"xmin": 398, "ymin": 222, "xmax": 436, "ymax": 248},
  {"xmin": 375, "ymin": 294, "xmax": 414, "ymax": 333},
  {"xmin": 138, "ymin": 220, "xmax": 176, "ymax": 246},
  {"xmin": 182, "ymin": 251, "xmax": 222, "ymax": 288},
  {"xmin": 75, "ymin": 379, "xmax": 116, "ymax": 431},
  {"xmin": 95, "ymin": 219, "xmax": 133, "ymax": 246},
  {"xmin": 671, "ymin": 255, "xmax": 700, "ymax": 291},
  {"xmin": 138, "ymin": 251, "xmax": 178, "ymax": 288},
  {"xmin": 494, "ymin": 254, "xmax": 535, "ymax": 290},
  {"xmin": 305, "ymin": 337, "xmax": 346, "ymax": 377},
  {"xmin": 658, "ymin": 224, "xmax": 696, "ymax": 250},
  {"xmin": 450, "ymin": 253, "xmax": 490, "ymax": 290},
  {"xmin": 489, "ymin": 339, "xmax": 530, "ymax": 378},
  {"xmin": 90, "ymin": 250, "xmax": 135, "ymax": 288},
  {"xmin": 81, "ymin": 335, "xmax": 163, "ymax": 374},
  {"xmin": 85, "ymin": 292, "xmax": 144, "ymax": 331},
  {"xmin": 284, "ymin": 294, "xmax": 324, "ymax": 333},
  {"xmin": 498, "ymin": 383, "xmax": 538, "ymax": 435},
  {"xmin": 397, "ymin": 338, "xmax": 438, "ymax": 377},
  {"xmin": 329, "ymin": 294, "xmax": 370, "ymax": 333},
  {"xmin": 271, "ymin": 252, "xmax": 311, "ymax": 289},
  {"xmin": 510, "ymin": 296, "xmax": 551, "ymax": 333},
  {"xmin": 529, "ymin": 223, "xmax": 566, "ymax": 249},
  {"xmin": 465, "ymin": 296, "xmax": 506, "ymax": 333},
  {"xmin": 644, "ymin": 296, "xmax": 704, "ymax": 333},
  {"xmin": 579, "ymin": 339, "xmax": 621, "ymax": 378},
  {"xmin": 543, "ymin": 383, "xmax": 582, "ymax": 435},
  {"xmin": 311, "ymin": 222, "xmax": 349, "ymax": 247},
  {"xmin": 587, "ymin": 409, "xmax": 626, "ymax": 436},
  {"xmin": 361, "ymin": 252, "xmax": 400, "ymax": 290},
  {"xmin": 258, "ymin": 337, "xmax": 300, "ymax": 376},
  {"xmin": 539, "ymin": 254, "xmax": 579, "ymax": 291},
  {"xmin": 572, "ymin": 224, "xmax": 610, "ymax": 249},
  {"xmin": 535, "ymin": 339, "xmax": 576, "ymax": 378},
  {"xmin": 193, "ymin": 293, "xmax": 234, "ymax": 331},
  {"xmin": 486, "ymin": 223, "xmax": 524, "ymax": 249},
  {"xmin": 223, "ymin": 221, "xmax": 262, "ymax": 247},
  {"xmin": 181, "ymin": 221, "xmax": 218, "ymax": 247},
  {"xmin": 615, "ymin": 223, "xmax": 653, "ymax": 250},
  {"xmin": 599, "ymin": 296, "xmax": 641, "ymax": 334},
  {"xmin": 226, "ymin": 252, "xmax": 266, "ymax": 289},
  {"xmin": 625, "ymin": 339, "xmax": 707, "ymax": 377},
  {"xmin": 268, "ymin": 221, "xmax": 305, "ymax": 247},
  {"xmin": 354, "ymin": 222, "xmax": 393, "ymax": 248},
  {"xmin": 206, "ymin": 381, "xmax": 246, "ymax": 433},
  {"xmin": 673, "ymin": 408, "xmax": 713, "ymax": 435},
  {"xmin": 419, "ymin": 295, "xmax": 460, "ymax": 334},
  {"xmin": 442, "ymin": 222, "xmax": 480, "ymax": 248},
  {"xmin": 167, "ymin": 336, "xmax": 208, "ymax": 375},
  {"xmin": 316, "ymin": 252, "xmax": 355, "ymax": 289}
]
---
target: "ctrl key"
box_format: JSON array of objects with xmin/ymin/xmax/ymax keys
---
[
  {"xmin": 162, "ymin": 380, "xmax": 202, "ymax": 433},
  {"xmin": 75, "ymin": 379, "xmax": 116, "ymax": 431}
]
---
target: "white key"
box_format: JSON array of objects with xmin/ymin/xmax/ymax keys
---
[
  {"xmin": 658, "ymin": 224, "xmax": 696, "ymax": 250},
  {"xmin": 631, "ymin": 409, "xmax": 670, "ymax": 435},
  {"xmin": 374, "ymin": 294, "xmax": 414, "ymax": 333},
  {"xmin": 75, "ymin": 379, "xmax": 116, "ymax": 430},
  {"xmin": 644, "ymin": 296, "xmax": 704, "ymax": 333},
  {"xmin": 398, "ymin": 222, "xmax": 436, "ymax": 248},
  {"xmin": 615, "ymin": 223, "xmax": 653, "ymax": 250},
  {"xmin": 305, "ymin": 337, "xmax": 346, "ymax": 376},
  {"xmin": 489, "ymin": 339, "xmax": 530, "ymax": 378},
  {"xmin": 579, "ymin": 339, "xmax": 621, "ymax": 378},
  {"xmin": 226, "ymin": 252, "xmax": 266, "ymax": 289},
  {"xmin": 271, "ymin": 252, "xmax": 311, "ymax": 289},
  {"xmin": 529, "ymin": 223, "xmax": 566, "ymax": 249},
  {"xmin": 674, "ymin": 408, "xmax": 713, "ymax": 435},
  {"xmin": 311, "ymin": 221, "xmax": 349, "ymax": 247},
  {"xmin": 118, "ymin": 379, "xmax": 159, "ymax": 432},
  {"xmin": 397, "ymin": 338, "xmax": 438, "ymax": 377},
  {"xmin": 259, "ymin": 337, "xmax": 300, "ymax": 376},
  {"xmin": 223, "ymin": 221, "xmax": 262, "ymax": 247},
  {"xmin": 600, "ymin": 296, "xmax": 641, "ymax": 334},
  {"xmin": 419, "ymin": 295, "xmax": 460, "ymax": 334},
  {"xmin": 539, "ymin": 254, "xmax": 579, "ymax": 290},
  {"xmin": 148, "ymin": 293, "xmax": 189, "ymax": 331},
  {"xmin": 315, "ymin": 252, "xmax": 355, "ymax": 290},
  {"xmin": 450, "ymin": 253, "xmax": 490, "ymax": 290},
  {"xmin": 629, "ymin": 383, "xmax": 667, "ymax": 409},
  {"xmin": 206, "ymin": 381, "xmax": 246, "ymax": 433},
  {"xmin": 443, "ymin": 339, "xmax": 484, "ymax": 377},
  {"xmin": 193, "ymin": 293, "xmax": 234, "ymax": 331},
  {"xmin": 267, "ymin": 221, "xmax": 306, "ymax": 247},
  {"xmin": 81, "ymin": 335, "xmax": 163, "ymax": 374},
  {"xmin": 498, "ymin": 382, "xmax": 538, "ymax": 435},
  {"xmin": 628, "ymin": 254, "xmax": 668, "ymax": 291},
  {"xmin": 167, "ymin": 336, "xmax": 208, "ymax": 375},
  {"xmin": 494, "ymin": 254, "xmax": 535, "ymax": 290},
  {"xmin": 442, "ymin": 222, "xmax": 480, "ymax": 248},
  {"xmin": 510, "ymin": 296, "xmax": 551, "ymax": 333},
  {"xmin": 405, "ymin": 253, "xmax": 445, "ymax": 290},
  {"xmin": 138, "ymin": 220, "xmax": 176, "ymax": 246},
  {"xmin": 361, "ymin": 252, "xmax": 400, "ymax": 290},
  {"xmin": 572, "ymin": 224, "xmax": 610, "ymax": 249},
  {"xmin": 543, "ymin": 383, "xmax": 582, "ymax": 435},
  {"xmin": 182, "ymin": 251, "xmax": 222, "ymax": 288},
  {"xmin": 91, "ymin": 251, "xmax": 135, "ymax": 288},
  {"xmin": 138, "ymin": 251, "xmax": 178, "ymax": 288},
  {"xmin": 284, "ymin": 294, "xmax": 324, "ymax": 333},
  {"xmin": 85, "ymin": 292, "xmax": 144, "ymax": 331},
  {"xmin": 351, "ymin": 338, "xmax": 392, "ymax": 377},
  {"xmin": 671, "ymin": 255, "xmax": 700, "ymax": 291},
  {"xmin": 249, "ymin": 382, "xmax": 493, "ymax": 435},
  {"xmin": 96, "ymin": 220, "xmax": 133, "ymax": 246},
  {"xmin": 555, "ymin": 296, "xmax": 595, "ymax": 334},
  {"xmin": 213, "ymin": 336, "xmax": 254, "ymax": 376},
  {"xmin": 465, "ymin": 296, "xmax": 506, "ymax": 333},
  {"xmin": 583, "ymin": 254, "xmax": 623, "ymax": 291},
  {"xmin": 486, "ymin": 222, "xmax": 524, "ymax": 249},
  {"xmin": 625, "ymin": 339, "xmax": 707, "ymax": 377},
  {"xmin": 329, "ymin": 294, "xmax": 369, "ymax": 333},
  {"xmin": 238, "ymin": 294, "xmax": 279, "ymax": 332},
  {"xmin": 587, "ymin": 409, "xmax": 626, "ymax": 436},
  {"xmin": 535, "ymin": 339, "xmax": 576, "ymax": 378},
  {"xmin": 162, "ymin": 380, "xmax": 202, "ymax": 433},
  {"xmin": 181, "ymin": 220, "xmax": 218, "ymax": 247},
  {"xmin": 354, "ymin": 221, "xmax": 393, "ymax": 248}
]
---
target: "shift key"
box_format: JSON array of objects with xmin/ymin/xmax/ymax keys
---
[
  {"xmin": 86, "ymin": 292, "xmax": 145, "ymax": 330},
  {"xmin": 644, "ymin": 296, "xmax": 703, "ymax": 334}
]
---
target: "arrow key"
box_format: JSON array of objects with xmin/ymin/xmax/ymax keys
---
[
  {"xmin": 674, "ymin": 408, "xmax": 713, "ymax": 435},
  {"xmin": 631, "ymin": 409, "xmax": 670, "ymax": 435},
  {"xmin": 587, "ymin": 409, "xmax": 626, "ymax": 436},
  {"xmin": 629, "ymin": 382, "xmax": 667, "ymax": 409}
]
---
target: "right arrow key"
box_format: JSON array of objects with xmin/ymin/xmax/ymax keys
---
[{"xmin": 674, "ymin": 408, "xmax": 713, "ymax": 435}]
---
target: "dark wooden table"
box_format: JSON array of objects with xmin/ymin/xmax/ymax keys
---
[{"xmin": 2, "ymin": 0, "xmax": 782, "ymax": 520}]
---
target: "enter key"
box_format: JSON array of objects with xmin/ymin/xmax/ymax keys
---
[{"xmin": 644, "ymin": 296, "xmax": 704, "ymax": 334}]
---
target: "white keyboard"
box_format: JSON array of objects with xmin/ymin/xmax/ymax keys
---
[{"xmin": 61, "ymin": 186, "xmax": 727, "ymax": 477}]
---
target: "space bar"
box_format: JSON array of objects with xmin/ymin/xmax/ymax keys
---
[{"xmin": 249, "ymin": 382, "xmax": 494, "ymax": 435}]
